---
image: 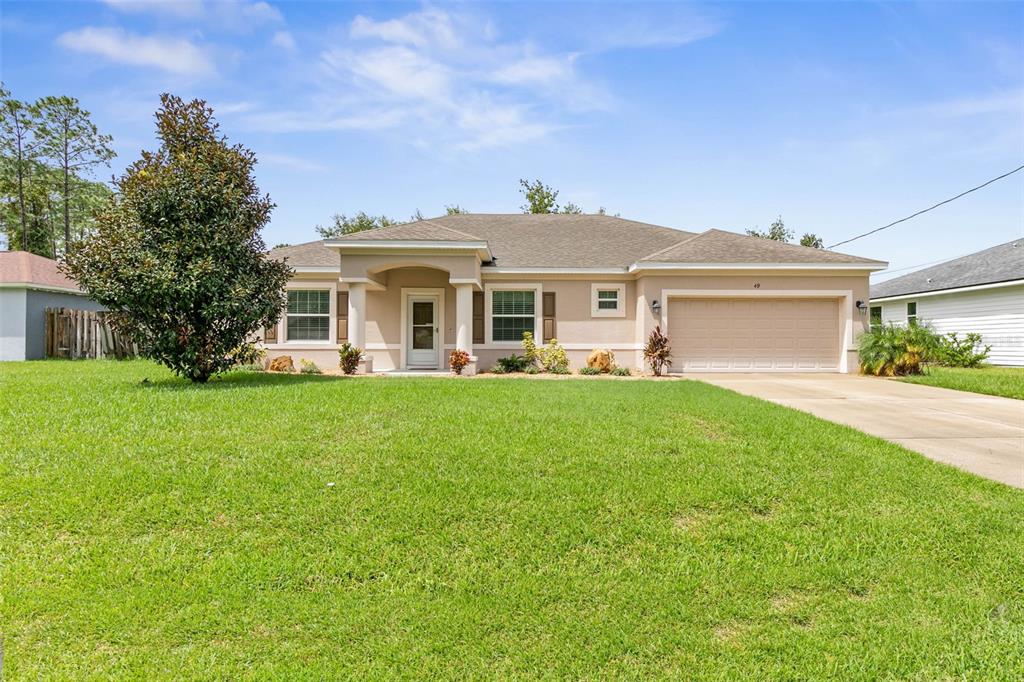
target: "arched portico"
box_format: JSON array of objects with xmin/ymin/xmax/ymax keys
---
[{"xmin": 332, "ymin": 247, "xmax": 483, "ymax": 373}]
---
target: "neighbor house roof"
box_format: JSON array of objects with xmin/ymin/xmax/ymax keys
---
[
  {"xmin": 270, "ymin": 214, "xmax": 884, "ymax": 270},
  {"xmin": 870, "ymin": 239, "xmax": 1024, "ymax": 300},
  {"xmin": 0, "ymin": 251, "xmax": 82, "ymax": 292}
]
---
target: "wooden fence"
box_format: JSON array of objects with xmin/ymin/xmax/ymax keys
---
[{"xmin": 44, "ymin": 308, "xmax": 138, "ymax": 360}]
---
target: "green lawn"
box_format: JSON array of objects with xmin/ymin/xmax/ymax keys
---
[
  {"xmin": 900, "ymin": 366, "xmax": 1024, "ymax": 400},
  {"xmin": 2, "ymin": 361, "xmax": 1023, "ymax": 679}
]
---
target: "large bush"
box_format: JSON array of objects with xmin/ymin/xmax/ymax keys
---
[
  {"xmin": 64, "ymin": 95, "xmax": 291, "ymax": 383},
  {"xmin": 858, "ymin": 323, "xmax": 940, "ymax": 376},
  {"xmin": 935, "ymin": 332, "xmax": 990, "ymax": 368}
]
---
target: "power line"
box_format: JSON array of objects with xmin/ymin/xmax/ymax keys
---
[
  {"xmin": 869, "ymin": 249, "xmax": 977, "ymax": 278},
  {"xmin": 828, "ymin": 164, "xmax": 1024, "ymax": 250}
]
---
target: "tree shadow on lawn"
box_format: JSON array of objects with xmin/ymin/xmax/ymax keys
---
[{"xmin": 136, "ymin": 370, "xmax": 352, "ymax": 392}]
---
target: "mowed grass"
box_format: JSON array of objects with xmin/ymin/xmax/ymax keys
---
[
  {"xmin": 2, "ymin": 362, "xmax": 1023, "ymax": 679},
  {"xmin": 900, "ymin": 365, "xmax": 1024, "ymax": 400}
]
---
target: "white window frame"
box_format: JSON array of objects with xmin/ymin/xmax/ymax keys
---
[
  {"xmin": 906, "ymin": 301, "xmax": 917, "ymax": 325},
  {"xmin": 484, "ymin": 283, "xmax": 542, "ymax": 346},
  {"xmin": 591, "ymin": 283, "xmax": 626, "ymax": 318},
  {"xmin": 283, "ymin": 286, "xmax": 335, "ymax": 344}
]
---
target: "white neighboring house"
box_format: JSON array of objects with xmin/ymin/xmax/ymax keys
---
[{"xmin": 869, "ymin": 239, "xmax": 1024, "ymax": 367}]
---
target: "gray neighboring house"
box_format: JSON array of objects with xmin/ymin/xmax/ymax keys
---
[
  {"xmin": 0, "ymin": 251, "xmax": 104, "ymax": 361},
  {"xmin": 870, "ymin": 239, "xmax": 1024, "ymax": 366}
]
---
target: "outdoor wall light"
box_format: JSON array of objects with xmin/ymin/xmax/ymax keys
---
[
  {"xmin": 651, "ymin": 299, "xmax": 661, "ymax": 314},
  {"xmin": 855, "ymin": 300, "xmax": 868, "ymax": 314}
]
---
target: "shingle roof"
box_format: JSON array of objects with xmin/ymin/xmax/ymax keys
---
[
  {"xmin": 0, "ymin": 251, "xmax": 81, "ymax": 291},
  {"xmin": 639, "ymin": 229, "xmax": 885, "ymax": 265},
  {"xmin": 430, "ymin": 214, "xmax": 695, "ymax": 268},
  {"xmin": 870, "ymin": 239, "xmax": 1024, "ymax": 299},
  {"xmin": 333, "ymin": 219, "xmax": 484, "ymax": 242},
  {"xmin": 270, "ymin": 214, "xmax": 884, "ymax": 270}
]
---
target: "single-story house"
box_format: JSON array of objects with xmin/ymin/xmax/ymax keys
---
[
  {"xmin": 0, "ymin": 251, "xmax": 104, "ymax": 361},
  {"xmin": 870, "ymin": 239, "xmax": 1024, "ymax": 366},
  {"xmin": 266, "ymin": 214, "xmax": 887, "ymax": 374}
]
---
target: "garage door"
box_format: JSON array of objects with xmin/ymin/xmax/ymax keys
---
[{"xmin": 667, "ymin": 298, "xmax": 841, "ymax": 372}]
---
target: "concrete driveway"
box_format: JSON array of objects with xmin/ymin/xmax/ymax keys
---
[{"xmin": 695, "ymin": 374, "xmax": 1024, "ymax": 489}]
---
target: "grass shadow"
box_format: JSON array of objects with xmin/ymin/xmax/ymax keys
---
[{"xmin": 136, "ymin": 370, "xmax": 349, "ymax": 392}]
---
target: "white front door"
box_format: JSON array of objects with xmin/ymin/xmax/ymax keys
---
[{"xmin": 407, "ymin": 296, "xmax": 439, "ymax": 368}]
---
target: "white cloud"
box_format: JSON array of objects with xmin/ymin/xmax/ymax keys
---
[
  {"xmin": 271, "ymin": 30, "xmax": 295, "ymax": 51},
  {"xmin": 56, "ymin": 26, "xmax": 214, "ymax": 76},
  {"xmin": 102, "ymin": 0, "xmax": 204, "ymax": 18},
  {"xmin": 914, "ymin": 89, "xmax": 1024, "ymax": 118},
  {"xmin": 323, "ymin": 46, "xmax": 451, "ymax": 101},
  {"xmin": 259, "ymin": 153, "xmax": 328, "ymax": 172},
  {"xmin": 102, "ymin": 0, "xmax": 282, "ymax": 27},
  {"xmin": 244, "ymin": 5, "xmax": 714, "ymax": 150},
  {"xmin": 491, "ymin": 54, "xmax": 577, "ymax": 86},
  {"xmin": 350, "ymin": 8, "xmax": 458, "ymax": 50},
  {"xmin": 213, "ymin": 101, "xmax": 255, "ymax": 114}
]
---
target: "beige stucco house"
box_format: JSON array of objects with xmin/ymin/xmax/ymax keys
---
[{"xmin": 265, "ymin": 214, "xmax": 886, "ymax": 374}]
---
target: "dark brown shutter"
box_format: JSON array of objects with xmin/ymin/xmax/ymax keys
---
[
  {"xmin": 472, "ymin": 291, "xmax": 485, "ymax": 344},
  {"xmin": 337, "ymin": 291, "xmax": 349, "ymax": 342},
  {"xmin": 264, "ymin": 323, "xmax": 278, "ymax": 344},
  {"xmin": 542, "ymin": 292, "xmax": 556, "ymax": 342}
]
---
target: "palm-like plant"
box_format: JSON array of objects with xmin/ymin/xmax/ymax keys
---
[
  {"xmin": 859, "ymin": 322, "xmax": 940, "ymax": 376},
  {"xmin": 644, "ymin": 326, "xmax": 672, "ymax": 376}
]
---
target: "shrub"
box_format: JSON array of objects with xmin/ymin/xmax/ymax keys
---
[
  {"xmin": 610, "ymin": 367, "xmax": 631, "ymax": 376},
  {"xmin": 228, "ymin": 343, "xmax": 265, "ymax": 368},
  {"xmin": 496, "ymin": 354, "xmax": 529, "ymax": 373},
  {"xmin": 549, "ymin": 365, "xmax": 571, "ymax": 375},
  {"xmin": 578, "ymin": 366, "xmax": 602, "ymax": 375},
  {"xmin": 935, "ymin": 332, "xmax": 990, "ymax": 368},
  {"xmin": 338, "ymin": 343, "xmax": 363, "ymax": 375},
  {"xmin": 235, "ymin": 362, "xmax": 265, "ymax": 373},
  {"xmin": 858, "ymin": 322, "xmax": 940, "ymax": 376},
  {"xmin": 523, "ymin": 365, "xmax": 540, "ymax": 375},
  {"xmin": 644, "ymin": 326, "xmax": 672, "ymax": 376},
  {"xmin": 540, "ymin": 340, "xmax": 569, "ymax": 372},
  {"xmin": 521, "ymin": 332, "xmax": 569, "ymax": 372},
  {"xmin": 521, "ymin": 331, "xmax": 540, "ymax": 365},
  {"xmin": 449, "ymin": 349, "xmax": 470, "ymax": 375},
  {"xmin": 299, "ymin": 359, "xmax": 321, "ymax": 375},
  {"xmin": 490, "ymin": 365, "xmax": 508, "ymax": 374}
]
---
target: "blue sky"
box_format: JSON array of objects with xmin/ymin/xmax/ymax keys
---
[{"xmin": 2, "ymin": 0, "xmax": 1022, "ymax": 280}]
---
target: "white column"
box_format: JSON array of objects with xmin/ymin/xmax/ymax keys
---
[
  {"xmin": 455, "ymin": 283, "xmax": 473, "ymax": 355},
  {"xmin": 347, "ymin": 282, "xmax": 366, "ymax": 349}
]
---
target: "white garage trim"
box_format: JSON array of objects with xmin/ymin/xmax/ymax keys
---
[{"xmin": 660, "ymin": 289, "xmax": 854, "ymax": 373}]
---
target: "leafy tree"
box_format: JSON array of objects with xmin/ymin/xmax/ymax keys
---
[
  {"xmin": 746, "ymin": 216, "xmax": 793, "ymax": 242},
  {"xmin": 0, "ymin": 156, "xmax": 53, "ymax": 255},
  {"xmin": 747, "ymin": 215, "xmax": 824, "ymax": 249},
  {"xmin": 35, "ymin": 96, "xmax": 115, "ymax": 248},
  {"xmin": 0, "ymin": 86, "xmax": 43, "ymax": 250},
  {"xmin": 316, "ymin": 211, "xmax": 396, "ymax": 237},
  {"xmin": 799, "ymin": 233, "xmax": 824, "ymax": 249},
  {"xmin": 519, "ymin": 178, "xmax": 559, "ymax": 214},
  {"xmin": 64, "ymin": 94, "xmax": 292, "ymax": 383},
  {"xmin": 445, "ymin": 204, "xmax": 469, "ymax": 215},
  {"xmin": 560, "ymin": 202, "xmax": 583, "ymax": 214}
]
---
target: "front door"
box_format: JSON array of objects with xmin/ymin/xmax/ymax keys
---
[{"xmin": 407, "ymin": 296, "xmax": 439, "ymax": 368}]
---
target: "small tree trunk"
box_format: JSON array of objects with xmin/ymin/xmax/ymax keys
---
[
  {"xmin": 63, "ymin": 134, "xmax": 71, "ymax": 248},
  {"xmin": 16, "ymin": 151, "xmax": 27, "ymax": 251}
]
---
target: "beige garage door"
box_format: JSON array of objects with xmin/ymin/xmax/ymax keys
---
[{"xmin": 667, "ymin": 298, "xmax": 842, "ymax": 372}]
